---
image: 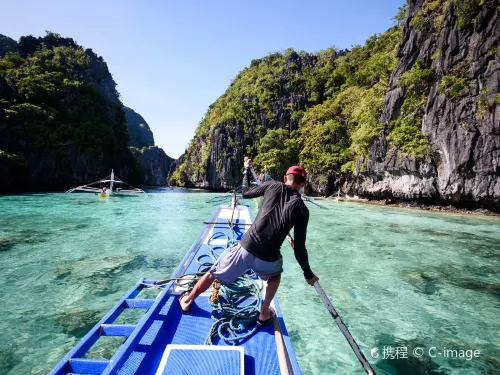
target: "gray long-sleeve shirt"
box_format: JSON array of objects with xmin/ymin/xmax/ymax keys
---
[{"xmin": 239, "ymin": 169, "xmax": 314, "ymax": 279}]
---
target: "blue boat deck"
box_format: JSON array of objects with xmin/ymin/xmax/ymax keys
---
[
  {"xmin": 117, "ymin": 293, "xmax": 281, "ymax": 374},
  {"xmin": 49, "ymin": 204, "xmax": 301, "ymax": 375}
]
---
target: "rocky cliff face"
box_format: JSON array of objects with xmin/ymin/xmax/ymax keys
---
[
  {"xmin": 177, "ymin": 122, "xmax": 249, "ymax": 190},
  {"xmin": 130, "ymin": 146, "xmax": 173, "ymax": 186},
  {"xmin": 344, "ymin": 0, "xmax": 499, "ymax": 211},
  {"xmin": 123, "ymin": 106, "xmax": 155, "ymax": 148},
  {"xmin": 172, "ymin": 1, "xmax": 499, "ymax": 211},
  {"xmin": 0, "ymin": 32, "xmax": 175, "ymax": 191},
  {"xmin": 171, "ymin": 51, "xmax": 322, "ymax": 190},
  {"xmin": 123, "ymin": 106, "xmax": 173, "ymax": 186},
  {"xmin": 0, "ymin": 33, "xmax": 143, "ymax": 192}
]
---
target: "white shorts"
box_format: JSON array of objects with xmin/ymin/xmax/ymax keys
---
[{"xmin": 209, "ymin": 243, "xmax": 283, "ymax": 284}]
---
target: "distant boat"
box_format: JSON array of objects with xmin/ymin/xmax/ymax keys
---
[{"xmin": 65, "ymin": 169, "xmax": 146, "ymax": 196}]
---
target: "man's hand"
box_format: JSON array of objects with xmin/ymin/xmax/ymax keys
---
[
  {"xmin": 244, "ymin": 158, "xmax": 253, "ymax": 169},
  {"xmin": 306, "ymin": 275, "xmax": 319, "ymax": 286}
]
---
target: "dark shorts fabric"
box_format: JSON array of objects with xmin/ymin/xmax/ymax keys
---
[{"xmin": 209, "ymin": 243, "xmax": 283, "ymax": 284}]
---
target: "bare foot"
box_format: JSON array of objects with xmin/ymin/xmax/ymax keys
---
[
  {"xmin": 179, "ymin": 292, "xmax": 191, "ymax": 313},
  {"xmin": 258, "ymin": 307, "xmax": 274, "ymax": 322}
]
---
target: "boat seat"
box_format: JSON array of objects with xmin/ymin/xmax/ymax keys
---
[{"xmin": 155, "ymin": 344, "xmax": 244, "ymax": 375}]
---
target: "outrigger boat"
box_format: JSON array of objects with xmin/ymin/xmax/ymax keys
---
[
  {"xmin": 66, "ymin": 170, "xmax": 146, "ymax": 197},
  {"xmin": 49, "ymin": 202, "xmax": 302, "ymax": 375}
]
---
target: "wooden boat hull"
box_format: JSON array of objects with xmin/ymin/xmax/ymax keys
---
[{"xmin": 49, "ymin": 204, "xmax": 301, "ymax": 375}]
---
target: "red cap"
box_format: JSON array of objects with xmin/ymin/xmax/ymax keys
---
[{"xmin": 285, "ymin": 165, "xmax": 307, "ymax": 178}]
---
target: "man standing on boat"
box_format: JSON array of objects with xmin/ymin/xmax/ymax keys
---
[{"xmin": 179, "ymin": 159, "xmax": 318, "ymax": 324}]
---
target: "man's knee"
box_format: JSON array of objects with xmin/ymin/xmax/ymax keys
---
[
  {"xmin": 267, "ymin": 274, "xmax": 281, "ymax": 282},
  {"xmin": 203, "ymin": 271, "xmax": 216, "ymax": 284}
]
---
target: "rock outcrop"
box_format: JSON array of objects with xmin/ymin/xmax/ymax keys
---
[
  {"xmin": 123, "ymin": 106, "xmax": 173, "ymax": 186},
  {"xmin": 130, "ymin": 146, "xmax": 173, "ymax": 186},
  {"xmin": 123, "ymin": 107, "xmax": 155, "ymax": 148},
  {"xmin": 0, "ymin": 32, "xmax": 175, "ymax": 191},
  {"xmin": 171, "ymin": 1, "xmax": 499, "ymax": 211},
  {"xmin": 344, "ymin": 0, "xmax": 500, "ymax": 211},
  {"xmin": 0, "ymin": 32, "xmax": 142, "ymax": 192},
  {"xmin": 171, "ymin": 50, "xmax": 324, "ymax": 190}
]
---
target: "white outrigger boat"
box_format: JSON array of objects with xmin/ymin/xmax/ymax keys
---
[
  {"xmin": 66, "ymin": 170, "xmax": 146, "ymax": 197},
  {"xmin": 49, "ymin": 200, "xmax": 375, "ymax": 375},
  {"xmin": 49, "ymin": 203, "xmax": 302, "ymax": 375},
  {"xmin": 53, "ymin": 179, "xmax": 375, "ymax": 374}
]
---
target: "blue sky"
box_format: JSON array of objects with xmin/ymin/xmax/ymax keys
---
[{"xmin": 3, "ymin": 0, "xmax": 404, "ymax": 158}]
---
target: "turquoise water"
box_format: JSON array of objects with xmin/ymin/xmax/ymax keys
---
[{"xmin": 0, "ymin": 191, "xmax": 499, "ymax": 375}]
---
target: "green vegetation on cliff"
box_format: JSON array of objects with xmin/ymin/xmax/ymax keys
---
[
  {"xmin": 123, "ymin": 106, "xmax": 155, "ymax": 148},
  {"xmin": 387, "ymin": 61, "xmax": 433, "ymax": 158},
  {"xmin": 0, "ymin": 31, "xmax": 141, "ymax": 190},
  {"xmin": 411, "ymin": 0, "xmax": 485, "ymax": 33},
  {"xmin": 0, "ymin": 32, "xmax": 129, "ymax": 154},
  {"xmin": 171, "ymin": 24, "xmax": 402, "ymax": 185}
]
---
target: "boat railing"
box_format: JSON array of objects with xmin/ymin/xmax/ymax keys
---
[{"xmin": 49, "ymin": 279, "xmax": 173, "ymax": 375}]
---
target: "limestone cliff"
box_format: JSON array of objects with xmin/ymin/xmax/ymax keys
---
[
  {"xmin": 130, "ymin": 145, "xmax": 173, "ymax": 186},
  {"xmin": 169, "ymin": 50, "xmax": 334, "ymax": 190},
  {"xmin": 0, "ymin": 32, "xmax": 142, "ymax": 192},
  {"xmin": 123, "ymin": 106, "xmax": 155, "ymax": 148},
  {"xmin": 171, "ymin": 0, "xmax": 499, "ymax": 211},
  {"xmin": 344, "ymin": 0, "xmax": 499, "ymax": 211},
  {"xmin": 124, "ymin": 106, "xmax": 173, "ymax": 186}
]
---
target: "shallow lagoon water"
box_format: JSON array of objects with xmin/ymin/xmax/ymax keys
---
[{"xmin": 0, "ymin": 190, "xmax": 499, "ymax": 374}]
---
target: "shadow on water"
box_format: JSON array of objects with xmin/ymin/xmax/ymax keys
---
[
  {"xmin": 401, "ymin": 265, "xmax": 500, "ymax": 299},
  {"xmin": 0, "ymin": 230, "xmax": 48, "ymax": 252},
  {"xmin": 0, "ymin": 344, "xmax": 23, "ymax": 375},
  {"xmin": 400, "ymin": 269, "xmax": 442, "ymax": 296},
  {"xmin": 56, "ymin": 307, "xmax": 103, "ymax": 337},
  {"xmin": 374, "ymin": 335, "xmax": 444, "ymax": 374}
]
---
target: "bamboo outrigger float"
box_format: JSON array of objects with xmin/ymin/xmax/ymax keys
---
[{"xmin": 65, "ymin": 170, "xmax": 146, "ymax": 196}]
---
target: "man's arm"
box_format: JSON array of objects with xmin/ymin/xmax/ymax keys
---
[
  {"xmin": 241, "ymin": 168, "xmax": 271, "ymax": 198},
  {"xmin": 241, "ymin": 159, "xmax": 270, "ymax": 198},
  {"xmin": 292, "ymin": 205, "xmax": 316, "ymax": 280}
]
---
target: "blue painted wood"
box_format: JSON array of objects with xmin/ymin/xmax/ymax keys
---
[
  {"xmin": 50, "ymin": 205, "xmax": 303, "ymax": 375},
  {"xmin": 100, "ymin": 324, "xmax": 136, "ymax": 337},
  {"xmin": 124, "ymin": 299, "xmax": 155, "ymax": 309},
  {"xmin": 246, "ymin": 203, "xmax": 302, "ymax": 374},
  {"xmin": 68, "ymin": 358, "xmax": 110, "ymax": 374},
  {"xmin": 49, "ymin": 280, "xmax": 145, "ymax": 375},
  {"xmin": 273, "ymin": 300, "xmax": 303, "ymax": 375},
  {"xmin": 170, "ymin": 212, "xmax": 213, "ymax": 278},
  {"xmin": 101, "ymin": 281, "xmax": 174, "ymax": 375}
]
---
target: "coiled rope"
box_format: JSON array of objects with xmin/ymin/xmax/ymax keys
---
[
  {"xmin": 200, "ymin": 229, "xmax": 262, "ymax": 345},
  {"xmin": 203, "ymin": 193, "xmax": 261, "ymax": 345},
  {"xmin": 151, "ymin": 208, "xmax": 262, "ymax": 345}
]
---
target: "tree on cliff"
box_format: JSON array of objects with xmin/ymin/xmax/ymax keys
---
[
  {"xmin": 171, "ymin": 0, "xmax": 499, "ymax": 211},
  {"xmin": 170, "ymin": 26, "xmax": 402, "ymax": 190},
  {"xmin": 0, "ymin": 31, "xmax": 141, "ymax": 191}
]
